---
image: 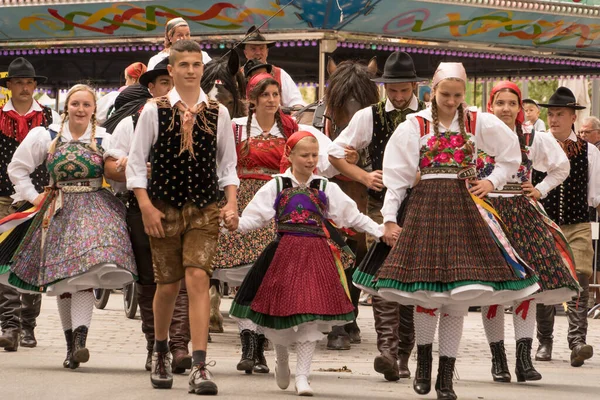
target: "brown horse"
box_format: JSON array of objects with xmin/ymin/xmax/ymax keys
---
[{"xmin": 320, "ymin": 58, "xmax": 380, "ymax": 348}]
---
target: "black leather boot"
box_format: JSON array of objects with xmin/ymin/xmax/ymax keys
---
[
  {"xmin": 435, "ymin": 356, "xmax": 457, "ymax": 400},
  {"xmin": 413, "ymin": 344, "xmax": 433, "ymax": 395},
  {"xmin": 535, "ymin": 340, "xmax": 553, "ymax": 362},
  {"xmin": 489, "ymin": 341, "xmax": 511, "ymax": 382},
  {"xmin": 327, "ymin": 325, "xmax": 351, "ymax": 350},
  {"xmin": 253, "ymin": 334, "xmax": 270, "ymax": 373},
  {"xmin": 0, "ymin": 329, "xmax": 19, "ymax": 352},
  {"xmin": 515, "ymin": 338, "xmax": 542, "ymax": 382},
  {"xmin": 63, "ymin": 329, "xmax": 76, "ymax": 369},
  {"xmin": 71, "ymin": 325, "xmax": 90, "ymax": 368},
  {"xmin": 237, "ymin": 329, "xmax": 256, "ymax": 373}
]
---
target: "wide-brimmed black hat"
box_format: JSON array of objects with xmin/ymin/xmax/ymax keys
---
[
  {"xmin": 243, "ymin": 59, "xmax": 273, "ymax": 78},
  {"xmin": 243, "ymin": 25, "xmax": 275, "ymax": 48},
  {"xmin": 371, "ymin": 51, "xmax": 425, "ymax": 83},
  {"xmin": 538, "ymin": 87, "xmax": 586, "ymax": 110},
  {"xmin": 0, "ymin": 57, "xmax": 47, "ymax": 87},
  {"xmin": 139, "ymin": 58, "xmax": 170, "ymax": 88}
]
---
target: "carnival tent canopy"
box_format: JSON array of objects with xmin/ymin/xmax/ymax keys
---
[{"xmin": 1, "ymin": 0, "xmax": 599, "ymax": 87}]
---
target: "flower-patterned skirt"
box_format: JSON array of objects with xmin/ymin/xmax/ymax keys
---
[
  {"xmin": 375, "ymin": 178, "xmax": 539, "ymax": 308},
  {"xmin": 211, "ymin": 178, "xmax": 276, "ymax": 284},
  {"xmin": 488, "ymin": 195, "xmax": 580, "ymax": 305},
  {"xmin": 7, "ymin": 189, "xmax": 137, "ymax": 295}
]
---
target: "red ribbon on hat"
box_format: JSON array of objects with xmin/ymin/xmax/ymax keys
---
[{"xmin": 487, "ymin": 81, "xmax": 525, "ymax": 126}]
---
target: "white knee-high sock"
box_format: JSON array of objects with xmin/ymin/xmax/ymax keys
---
[
  {"xmin": 513, "ymin": 299, "xmax": 536, "ymax": 341},
  {"xmin": 238, "ymin": 319, "xmax": 257, "ymax": 332},
  {"xmin": 438, "ymin": 311, "xmax": 464, "ymax": 358},
  {"xmin": 57, "ymin": 294, "xmax": 72, "ymax": 331},
  {"xmin": 414, "ymin": 306, "xmax": 439, "ymax": 345},
  {"xmin": 295, "ymin": 341, "xmax": 317, "ymax": 379},
  {"xmin": 276, "ymin": 344, "xmax": 289, "ymax": 365},
  {"xmin": 481, "ymin": 305, "xmax": 505, "ymax": 344},
  {"xmin": 71, "ymin": 290, "xmax": 94, "ymax": 329}
]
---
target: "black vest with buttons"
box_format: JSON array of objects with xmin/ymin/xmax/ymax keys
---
[
  {"xmin": 149, "ymin": 97, "xmax": 220, "ymax": 209},
  {"xmin": 368, "ymin": 99, "xmax": 425, "ymax": 201},
  {"xmin": 532, "ymin": 138, "xmax": 589, "ymax": 225},
  {"xmin": 0, "ymin": 106, "xmax": 53, "ymax": 196}
]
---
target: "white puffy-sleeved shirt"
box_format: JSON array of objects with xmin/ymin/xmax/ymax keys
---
[
  {"xmin": 148, "ymin": 50, "xmax": 212, "ymax": 70},
  {"xmin": 8, "ymin": 123, "xmax": 111, "ymax": 203},
  {"xmin": 380, "ymin": 107, "xmax": 521, "ymax": 223},
  {"xmin": 95, "ymin": 91, "xmax": 120, "ymax": 125},
  {"xmin": 237, "ymin": 168, "xmax": 382, "ymax": 237},
  {"xmin": 565, "ymin": 131, "xmax": 600, "ymax": 208},
  {"xmin": 512, "ymin": 130, "xmax": 569, "ymax": 199},
  {"xmin": 231, "ymin": 115, "xmax": 337, "ymax": 178},
  {"xmin": 279, "ymin": 67, "xmax": 306, "ymax": 108},
  {"xmin": 328, "ymin": 96, "xmax": 419, "ymax": 158},
  {"xmin": 126, "ymin": 88, "xmax": 239, "ymax": 191},
  {"xmin": 523, "ymin": 118, "xmax": 546, "ymax": 134},
  {"xmin": 2, "ymin": 99, "xmax": 61, "ymax": 125}
]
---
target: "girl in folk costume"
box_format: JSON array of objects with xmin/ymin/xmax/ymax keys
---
[
  {"xmin": 211, "ymin": 72, "xmax": 334, "ymax": 375},
  {"xmin": 478, "ymin": 81, "xmax": 580, "ymax": 383},
  {"xmin": 374, "ymin": 63, "xmax": 540, "ymax": 400},
  {"xmin": 228, "ymin": 131, "xmax": 381, "ymax": 396},
  {"xmin": 3, "ymin": 84, "xmax": 136, "ymax": 369}
]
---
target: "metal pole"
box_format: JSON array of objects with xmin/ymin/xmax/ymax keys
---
[
  {"xmin": 318, "ymin": 42, "xmax": 326, "ymax": 100},
  {"xmin": 522, "ymin": 79, "xmax": 529, "ymax": 100},
  {"xmin": 592, "ymin": 78, "xmax": 600, "ymax": 117},
  {"xmin": 318, "ymin": 39, "xmax": 337, "ymax": 100},
  {"xmin": 481, "ymin": 79, "xmax": 487, "ymax": 110}
]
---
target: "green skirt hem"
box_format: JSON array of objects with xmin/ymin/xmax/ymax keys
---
[
  {"xmin": 375, "ymin": 275, "xmax": 539, "ymax": 293},
  {"xmin": 352, "ymin": 270, "xmax": 376, "ymax": 289},
  {"xmin": 229, "ymin": 302, "xmax": 355, "ymax": 330}
]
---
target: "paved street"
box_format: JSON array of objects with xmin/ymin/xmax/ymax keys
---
[{"xmin": 0, "ymin": 293, "xmax": 598, "ymax": 400}]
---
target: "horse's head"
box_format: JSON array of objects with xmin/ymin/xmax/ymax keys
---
[
  {"xmin": 201, "ymin": 50, "xmax": 247, "ymax": 118},
  {"xmin": 325, "ymin": 57, "xmax": 379, "ymax": 139}
]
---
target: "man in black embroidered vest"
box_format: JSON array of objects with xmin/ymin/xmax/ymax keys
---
[
  {"xmin": 104, "ymin": 61, "xmax": 196, "ymax": 374},
  {"xmin": 0, "ymin": 57, "xmax": 59, "ymax": 352},
  {"xmin": 532, "ymin": 87, "xmax": 600, "ymax": 367},
  {"xmin": 127, "ymin": 40, "xmax": 239, "ymax": 395},
  {"xmin": 328, "ymin": 51, "xmax": 426, "ymax": 381}
]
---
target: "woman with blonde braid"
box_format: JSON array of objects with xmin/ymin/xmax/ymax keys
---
[
  {"xmin": 211, "ymin": 72, "xmax": 334, "ymax": 374},
  {"xmin": 478, "ymin": 81, "xmax": 579, "ymax": 384},
  {"xmin": 374, "ymin": 63, "xmax": 540, "ymax": 399},
  {"xmin": 4, "ymin": 84, "xmax": 136, "ymax": 369}
]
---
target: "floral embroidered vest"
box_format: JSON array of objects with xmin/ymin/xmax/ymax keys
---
[
  {"xmin": 476, "ymin": 130, "xmax": 535, "ymax": 185},
  {"xmin": 417, "ymin": 112, "xmax": 476, "ymax": 172},
  {"xmin": 274, "ymin": 176, "xmax": 328, "ymax": 237},
  {"xmin": 46, "ymin": 141, "xmax": 104, "ymax": 184}
]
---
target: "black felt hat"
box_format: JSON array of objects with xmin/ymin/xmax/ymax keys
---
[
  {"xmin": 538, "ymin": 87, "xmax": 586, "ymax": 110},
  {"xmin": 242, "ymin": 26, "xmax": 275, "ymax": 48},
  {"xmin": 0, "ymin": 57, "xmax": 47, "ymax": 87},
  {"xmin": 243, "ymin": 59, "xmax": 273, "ymax": 78},
  {"xmin": 139, "ymin": 58, "xmax": 170, "ymax": 88},
  {"xmin": 371, "ymin": 51, "xmax": 425, "ymax": 83}
]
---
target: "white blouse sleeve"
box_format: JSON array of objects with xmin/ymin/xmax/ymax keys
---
[
  {"xmin": 530, "ymin": 131, "xmax": 570, "ymax": 198},
  {"xmin": 216, "ymin": 104, "xmax": 240, "ymax": 189},
  {"xmin": 126, "ymin": 102, "xmax": 159, "ymax": 190},
  {"xmin": 587, "ymin": 143, "xmax": 600, "ymax": 208},
  {"xmin": 280, "ymin": 68, "xmax": 306, "ymax": 107},
  {"xmin": 381, "ymin": 117, "xmax": 420, "ymax": 223},
  {"xmin": 8, "ymin": 127, "xmax": 53, "ymax": 203},
  {"xmin": 237, "ymin": 178, "xmax": 277, "ymax": 232},
  {"xmin": 327, "ymin": 107, "xmax": 374, "ymax": 159},
  {"xmin": 104, "ymin": 116, "xmax": 134, "ymax": 160},
  {"xmin": 325, "ymin": 181, "xmax": 382, "ymax": 237},
  {"xmin": 475, "ymin": 112, "xmax": 521, "ymax": 190}
]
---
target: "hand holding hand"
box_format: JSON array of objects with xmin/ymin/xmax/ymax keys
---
[
  {"xmin": 382, "ymin": 222, "xmax": 402, "ymax": 247},
  {"xmin": 468, "ymin": 179, "xmax": 494, "ymax": 198},
  {"xmin": 363, "ymin": 170, "xmax": 384, "ymax": 191}
]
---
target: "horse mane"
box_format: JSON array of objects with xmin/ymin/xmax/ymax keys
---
[
  {"xmin": 202, "ymin": 56, "xmax": 246, "ymax": 118},
  {"xmin": 325, "ymin": 60, "xmax": 379, "ymax": 116}
]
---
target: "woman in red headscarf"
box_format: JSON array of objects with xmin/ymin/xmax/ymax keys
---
[
  {"xmin": 210, "ymin": 73, "xmax": 334, "ymax": 375},
  {"xmin": 228, "ymin": 131, "xmax": 382, "ymax": 396},
  {"xmin": 478, "ymin": 81, "xmax": 580, "ymax": 384}
]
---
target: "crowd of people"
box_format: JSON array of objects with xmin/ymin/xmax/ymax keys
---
[{"xmin": 0, "ymin": 16, "xmax": 597, "ymax": 399}]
